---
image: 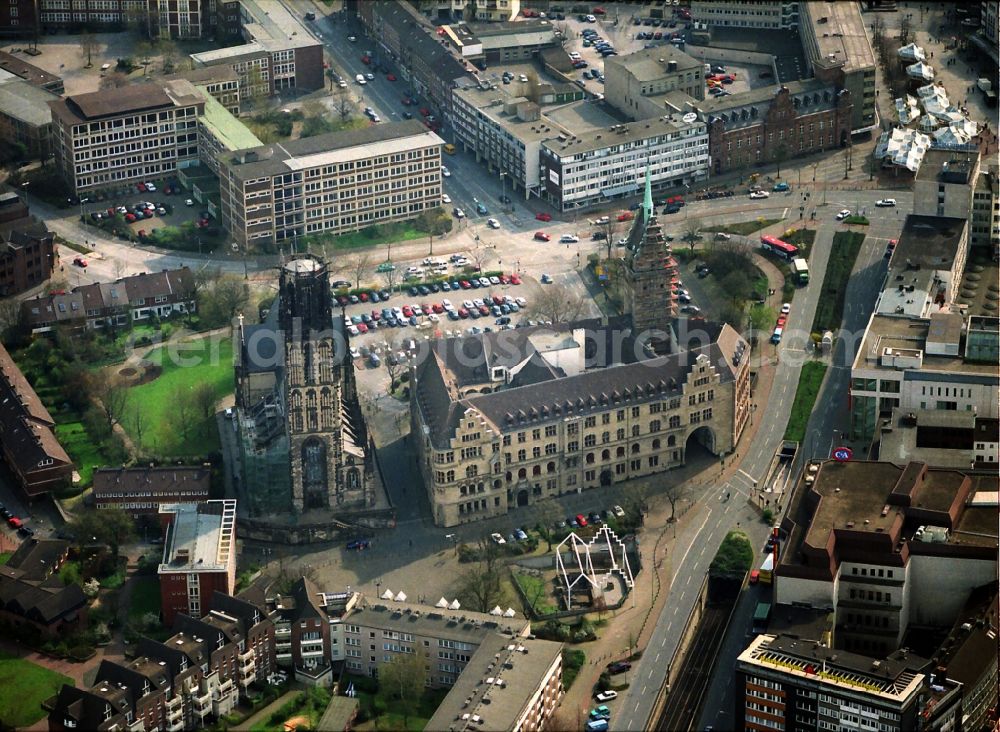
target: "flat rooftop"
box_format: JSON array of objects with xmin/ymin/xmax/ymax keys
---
[
  {"xmin": 454, "ymin": 85, "xmax": 567, "ymax": 143},
  {"xmin": 240, "ymin": 0, "xmax": 318, "ymax": 51},
  {"xmin": 0, "ymin": 78, "xmax": 56, "ymax": 127},
  {"xmin": 916, "ymin": 148, "xmax": 979, "ymax": 184},
  {"xmin": 191, "ymin": 42, "xmax": 268, "ymax": 66},
  {"xmin": 693, "ymin": 27, "xmax": 807, "ymax": 83},
  {"xmin": 543, "ymin": 110, "xmax": 704, "ymax": 157},
  {"xmin": 894, "ymin": 215, "xmax": 967, "ymax": 270},
  {"xmin": 348, "ymin": 600, "xmax": 529, "ymax": 644},
  {"xmin": 159, "ymin": 499, "xmax": 236, "ymax": 573},
  {"xmin": 801, "ymin": 1, "xmax": 876, "ymax": 73},
  {"xmin": 197, "ymin": 89, "xmax": 262, "ymax": 151},
  {"xmin": 606, "ymin": 46, "xmax": 703, "ymax": 82},
  {"xmin": 855, "ymin": 313, "xmax": 998, "ymax": 377}
]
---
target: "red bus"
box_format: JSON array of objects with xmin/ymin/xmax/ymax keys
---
[{"xmin": 760, "ymin": 235, "xmax": 799, "ymax": 260}]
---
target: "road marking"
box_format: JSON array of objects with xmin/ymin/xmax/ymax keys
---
[
  {"xmin": 635, "ymin": 701, "xmax": 641, "ymax": 714},
  {"xmin": 643, "ymin": 684, "xmax": 648, "ymax": 694},
  {"xmin": 738, "ymin": 469, "xmax": 756, "ymax": 484},
  {"xmin": 686, "ymin": 575, "xmax": 692, "ymax": 586},
  {"xmin": 655, "ymin": 652, "xmax": 661, "ymax": 663},
  {"xmin": 648, "ymin": 668, "xmax": 655, "ymax": 679}
]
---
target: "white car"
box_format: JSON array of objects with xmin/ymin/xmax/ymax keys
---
[
  {"xmin": 876, "ymin": 198, "xmax": 896, "ymax": 207},
  {"xmin": 441, "ymin": 166, "xmax": 451, "ymax": 177},
  {"xmin": 428, "ymin": 313, "xmax": 440, "ymax": 322},
  {"xmin": 781, "ymin": 303, "xmax": 791, "ymax": 314},
  {"xmin": 350, "ymin": 347, "xmax": 360, "ymax": 359},
  {"xmin": 749, "ymin": 190, "xmax": 770, "ymax": 199},
  {"xmin": 412, "ymin": 305, "xmax": 424, "ymax": 316},
  {"xmin": 365, "ymin": 72, "xmax": 375, "ymax": 81},
  {"xmin": 442, "ymin": 194, "xmax": 452, "ymax": 204},
  {"xmin": 145, "ymin": 182, "xmax": 156, "ymax": 192},
  {"xmin": 489, "ymin": 276, "xmax": 500, "ymax": 285},
  {"xmin": 338, "ymin": 80, "xmax": 348, "ymax": 88},
  {"xmin": 560, "ymin": 234, "xmax": 579, "ymax": 243},
  {"xmin": 515, "ymin": 296, "xmax": 527, "ymax": 306},
  {"xmin": 185, "ymin": 198, "xmax": 194, "ymax": 206},
  {"xmin": 487, "ymin": 218, "xmax": 501, "ymax": 229},
  {"xmin": 491, "ymin": 532, "xmax": 506, "ymax": 545},
  {"xmin": 519, "ymin": 74, "xmax": 528, "ymax": 82},
  {"xmin": 479, "ymin": 277, "xmax": 490, "ymax": 287},
  {"xmin": 715, "ymin": 232, "xmax": 732, "ymax": 240},
  {"xmin": 836, "ymin": 209, "xmax": 852, "ymax": 220},
  {"xmin": 455, "ymin": 257, "xmax": 469, "ymax": 266},
  {"xmin": 406, "ymin": 266, "xmax": 421, "ymax": 274},
  {"xmin": 356, "ymin": 74, "xmax": 366, "ymax": 85},
  {"xmin": 472, "ymin": 298, "xmax": 483, "ymax": 308},
  {"xmin": 348, "ymin": 325, "xmax": 360, "ymax": 336},
  {"xmin": 586, "ymin": 14, "xmax": 596, "ymax": 22},
  {"xmin": 612, "ymin": 504, "xmax": 625, "ymax": 517},
  {"xmin": 463, "ymin": 300, "xmax": 475, "ymax": 309},
  {"xmin": 442, "ymin": 299, "xmax": 454, "ymax": 310},
  {"xmin": 616, "ymin": 237, "xmax": 629, "ymax": 247},
  {"xmin": 569, "ymin": 51, "xmax": 581, "ymax": 59},
  {"xmin": 596, "ymin": 690, "xmax": 618, "ymax": 702},
  {"xmin": 347, "ymin": 35, "xmax": 357, "ymax": 42}
]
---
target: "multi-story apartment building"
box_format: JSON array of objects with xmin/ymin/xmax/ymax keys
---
[
  {"xmin": 799, "ymin": 1, "xmax": 877, "ymax": 133},
  {"xmin": 218, "ymin": 122, "xmax": 443, "ymax": 249},
  {"xmin": 341, "ymin": 599, "xmax": 530, "ymax": 686},
  {"xmin": 0, "ymin": 0, "xmax": 38, "ymax": 37},
  {"xmin": 359, "ymin": 0, "xmax": 475, "ymax": 117},
  {"xmin": 157, "ymin": 499, "xmax": 237, "ymax": 626},
  {"xmin": 0, "ymin": 538, "xmax": 87, "ymax": 638},
  {"xmin": 0, "ymin": 341, "xmax": 73, "ymax": 498},
  {"xmin": 970, "ymin": 161, "xmax": 998, "ymax": 255},
  {"xmin": 93, "ymin": 465, "xmax": 211, "ymax": 518},
  {"xmin": 22, "ymin": 266, "xmax": 196, "ymax": 334},
  {"xmin": 913, "ymin": 148, "xmax": 981, "ymax": 220},
  {"xmin": 413, "ymin": 0, "xmax": 517, "ymax": 22},
  {"xmin": 48, "ymin": 80, "xmax": 204, "ymax": 196},
  {"xmin": 0, "ymin": 76, "xmax": 56, "ymax": 158},
  {"xmin": 426, "ymin": 635, "xmax": 565, "ymax": 732},
  {"xmin": 690, "ymin": 0, "xmax": 799, "ymax": 29},
  {"xmin": 735, "ymin": 634, "xmax": 963, "ymax": 732},
  {"xmin": 49, "ymin": 592, "xmax": 275, "ymax": 732},
  {"xmin": 0, "ymin": 191, "xmax": 56, "ymax": 297},
  {"xmin": 605, "ymin": 46, "xmax": 706, "ymax": 115},
  {"xmin": 775, "ymin": 459, "xmax": 997, "ymax": 656},
  {"xmin": 412, "ymin": 317, "xmax": 751, "ymax": 527}
]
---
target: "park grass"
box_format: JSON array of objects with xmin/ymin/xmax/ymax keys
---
[
  {"xmin": 513, "ymin": 571, "xmax": 557, "ymax": 615},
  {"xmin": 54, "ymin": 417, "xmax": 104, "ymax": 486},
  {"xmin": 714, "ymin": 218, "xmax": 783, "ymax": 236},
  {"xmin": 318, "ymin": 223, "xmax": 427, "ymax": 252},
  {"xmin": 784, "ymin": 362, "xmax": 829, "ymax": 443},
  {"xmin": 127, "ymin": 576, "xmax": 162, "ymax": 623},
  {"xmin": 0, "ymin": 651, "xmax": 74, "ymax": 728},
  {"xmin": 812, "ymin": 231, "xmax": 865, "ymax": 333},
  {"xmin": 844, "ymin": 215, "xmax": 870, "ymax": 225},
  {"xmin": 120, "ymin": 334, "xmax": 233, "ymax": 457},
  {"xmin": 0, "ymin": 552, "xmax": 11, "ymax": 564}
]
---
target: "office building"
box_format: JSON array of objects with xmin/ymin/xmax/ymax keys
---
[
  {"xmin": 692, "ymin": 1, "xmax": 800, "ymax": 29},
  {"xmin": 48, "ymin": 80, "xmax": 204, "ymax": 196},
  {"xmin": 426, "ymin": 635, "xmax": 565, "ymax": 732},
  {"xmin": 913, "ymin": 148, "xmax": 982, "ymax": 220},
  {"xmin": 196, "ymin": 89, "xmax": 262, "ymax": 176},
  {"xmin": 0, "ymin": 341, "xmax": 72, "ymax": 497},
  {"xmin": 736, "ymin": 634, "xmax": 963, "ymax": 732},
  {"xmin": 0, "ymin": 538, "xmax": 87, "ymax": 637},
  {"xmin": 0, "ymin": 191, "xmax": 56, "ymax": 297},
  {"xmin": 170, "ymin": 65, "xmax": 242, "ymax": 115},
  {"xmin": 157, "ymin": 500, "xmax": 237, "ymax": 626},
  {"xmin": 936, "ymin": 584, "xmax": 997, "ymax": 732},
  {"xmin": 218, "ymin": 121, "xmax": 443, "ymax": 249},
  {"xmin": 93, "ymin": 465, "xmax": 211, "ymax": 518},
  {"xmin": 22, "ymin": 266, "xmax": 196, "ymax": 334},
  {"xmin": 341, "ymin": 599, "xmax": 530, "ymax": 686},
  {"xmin": 799, "ymin": 1, "xmax": 878, "ymax": 133},
  {"xmin": 29, "ymin": 0, "xmax": 214, "ymax": 39},
  {"xmin": 411, "ymin": 317, "xmax": 750, "ymax": 527},
  {"xmin": 438, "ymin": 20, "xmax": 560, "ymax": 64},
  {"xmin": 604, "ymin": 45, "xmax": 706, "ymax": 116},
  {"xmin": 878, "ymin": 408, "xmax": 1000, "ymax": 469},
  {"xmin": 0, "ymin": 76, "xmax": 55, "ymax": 159},
  {"xmin": 970, "ymin": 161, "xmax": 999, "ymax": 255},
  {"xmin": 413, "ymin": 0, "xmax": 517, "ymax": 22},
  {"xmin": 48, "ymin": 592, "xmax": 276, "ymax": 731},
  {"xmin": 775, "ymin": 459, "xmax": 997, "ymax": 656}
]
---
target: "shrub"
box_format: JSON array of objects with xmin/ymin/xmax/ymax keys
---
[
  {"xmin": 709, "ymin": 530, "xmax": 754, "ymax": 576},
  {"xmin": 762, "ymin": 509, "xmax": 774, "ymax": 524}
]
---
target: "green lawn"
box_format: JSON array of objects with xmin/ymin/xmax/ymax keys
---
[
  {"xmin": 784, "ymin": 362, "xmax": 829, "ymax": 442},
  {"xmin": 513, "ymin": 572, "xmax": 557, "ymax": 615},
  {"xmin": 714, "ymin": 218, "xmax": 783, "ymax": 236},
  {"xmin": 127, "ymin": 576, "xmax": 162, "ymax": 623},
  {"xmin": 782, "ymin": 229, "xmax": 817, "ymax": 260},
  {"xmin": 0, "ymin": 552, "xmax": 11, "ymax": 565},
  {"xmin": 844, "ymin": 215, "xmax": 869, "ymax": 225},
  {"xmin": 54, "ymin": 417, "xmax": 104, "ymax": 486},
  {"xmin": 0, "ymin": 652, "xmax": 74, "ymax": 728},
  {"xmin": 120, "ymin": 334, "xmax": 233, "ymax": 456},
  {"xmin": 316, "ymin": 224, "xmax": 428, "ymax": 252},
  {"xmin": 812, "ymin": 231, "xmax": 865, "ymax": 333},
  {"xmin": 345, "ymin": 675, "xmax": 448, "ymax": 732}
]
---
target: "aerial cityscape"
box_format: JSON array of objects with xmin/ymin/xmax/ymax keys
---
[{"xmin": 0, "ymin": 1, "xmax": 994, "ymax": 731}]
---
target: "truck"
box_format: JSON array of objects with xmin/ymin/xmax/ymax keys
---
[
  {"xmin": 753, "ymin": 602, "xmax": 772, "ymax": 632},
  {"xmin": 791, "ymin": 257, "xmax": 809, "ymax": 284},
  {"xmin": 759, "ymin": 554, "xmax": 774, "ymax": 585}
]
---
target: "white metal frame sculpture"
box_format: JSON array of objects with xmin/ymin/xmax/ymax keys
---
[{"xmin": 555, "ymin": 526, "xmax": 635, "ymax": 610}]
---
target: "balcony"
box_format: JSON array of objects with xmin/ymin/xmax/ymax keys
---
[
  {"xmin": 193, "ymin": 691, "xmax": 212, "ymax": 716},
  {"xmin": 166, "ymin": 718, "xmax": 184, "ymax": 732},
  {"xmin": 275, "ymin": 626, "xmax": 291, "ymax": 637},
  {"xmin": 239, "ymin": 649, "xmax": 254, "ymax": 663},
  {"xmin": 166, "ymin": 704, "xmax": 182, "ymax": 722},
  {"xmin": 165, "ymin": 694, "xmax": 182, "ymax": 712},
  {"xmin": 239, "ymin": 669, "xmax": 257, "ymax": 687}
]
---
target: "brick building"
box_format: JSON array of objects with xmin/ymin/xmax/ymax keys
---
[
  {"xmin": 0, "ymin": 341, "xmax": 72, "ymax": 498},
  {"xmin": 93, "ymin": 464, "xmax": 211, "ymax": 518},
  {"xmin": 157, "ymin": 500, "xmax": 237, "ymax": 626},
  {"xmin": 0, "ymin": 538, "xmax": 87, "ymax": 638},
  {"xmin": 0, "ymin": 191, "xmax": 56, "ymax": 296}
]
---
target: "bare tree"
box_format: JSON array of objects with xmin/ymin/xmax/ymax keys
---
[
  {"xmin": 130, "ymin": 409, "xmax": 147, "ymax": 450},
  {"xmin": 662, "ymin": 482, "xmax": 690, "ymax": 523},
  {"xmin": 526, "ymin": 285, "xmax": 588, "ymax": 324},
  {"xmin": 533, "ymin": 500, "xmax": 562, "ymax": 552},
  {"xmin": 89, "ymin": 371, "xmax": 129, "ymax": 432},
  {"xmin": 683, "ymin": 218, "xmax": 703, "ymax": 249},
  {"xmin": 467, "ymin": 241, "xmax": 495, "ymax": 274},
  {"xmin": 100, "ymin": 72, "xmax": 132, "ymax": 90},
  {"xmin": 170, "ymin": 384, "xmax": 195, "ymax": 442},
  {"xmin": 80, "ymin": 34, "xmax": 101, "ymax": 69},
  {"xmin": 346, "ymin": 252, "xmax": 372, "ymax": 289},
  {"xmin": 379, "ymin": 264, "xmax": 399, "ymax": 292},
  {"xmin": 377, "ymin": 652, "xmax": 427, "ymax": 727},
  {"xmin": 111, "ymin": 257, "xmax": 127, "ymax": 281},
  {"xmin": 335, "ymin": 88, "xmax": 352, "ymax": 122},
  {"xmin": 134, "ymin": 40, "xmax": 154, "ymax": 76},
  {"xmin": 192, "ymin": 382, "xmax": 219, "ymax": 422},
  {"xmin": 381, "ymin": 335, "xmax": 402, "ymax": 391},
  {"xmin": 597, "ymin": 217, "xmax": 622, "ymax": 261},
  {"xmin": 455, "ymin": 539, "xmax": 508, "ymax": 613},
  {"xmin": 159, "ymin": 39, "xmax": 180, "ymax": 74}
]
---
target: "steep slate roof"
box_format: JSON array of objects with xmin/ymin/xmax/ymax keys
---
[
  {"xmin": 49, "ymin": 684, "xmax": 132, "ymax": 731},
  {"xmin": 93, "ymin": 465, "xmax": 210, "ymax": 500},
  {"xmin": 6, "ymin": 538, "xmax": 69, "ymax": 581},
  {"xmin": 415, "ymin": 318, "xmax": 743, "ymax": 448},
  {"xmin": 0, "ymin": 564, "xmax": 87, "ymax": 624}
]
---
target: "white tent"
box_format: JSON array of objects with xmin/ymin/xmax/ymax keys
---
[
  {"xmin": 895, "ymin": 96, "xmax": 920, "ymax": 125},
  {"xmin": 449, "ymin": 599, "xmax": 462, "ymax": 610},
  {"xmin": 875, "ymin": 127, "xmax": 930, "ymax": 173},
  {"xmin": 916, "ymin": 83, "xmax": 946, "ymax": 100},
  {"xmin": 917, "ymin": 114, "xmax": 941, "ymax": 131},
  {"xmin": 503, "ymin": 607, "xmax": 517, "ymax": 617},
  {"xmin": 381, "ymin": 588, "xmax": 394, "ymax": 600},
  {"xmin": 906, "ymin": 61, "xmax": 935, "ymax": 81},
  {"xmin": 490, "ymin": 606, "xmax": 503, "ymax": 616},
  {"xmin": 933, "ymin": 109, "xmax": 966, "ymax": 125},
  {"xmin": 898, "ymin": 43, "xmax": 926, "ymax": 62},
  {"xmin": 436, "ymin": 597, "xmax": 449, "ymax": 608},
  {"xmin": 951, "ymin": 117, "xmax": 979, "ymax": 139},
  {"xmin": 394, "ymin": 591, "xmax": 407, "ymax": 602}
]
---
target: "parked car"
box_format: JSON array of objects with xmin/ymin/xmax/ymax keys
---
[
  {"xmin": 607, "ymin": 661, "xmax": 631, "ymax": 674},
  {"xmin": 491, "ymin": 532, "xmax": 507, "ymax": 545},
  {"xmin": 876, "ymin": 198, "xmax": 897, "ymax": 207},
  {"xmin": 595, "ymin": 690, "xmax": 618, "ymax": 702},
  {"xmin": 560, "ymin": 234, "xmax": 579, "ymax": 243},
  {"xmin": 534, "ymin": 231, "xmax": 551, "ymax": 242},
  {"xmin": 749, "ymin": 190, "xmax": 770, "ymax": 199},
  {"xmin": 836, "ymin": 208, "xmax": 852, "ymax": 220}
]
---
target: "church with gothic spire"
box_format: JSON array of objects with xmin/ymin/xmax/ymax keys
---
[{"xmin": 621, "ymin": 168, "xmax": 679, "ymax": 352}]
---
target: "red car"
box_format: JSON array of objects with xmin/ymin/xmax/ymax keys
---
[
  {"xmin": 499, "ymin": 274, "xmax": 510, "ymax": 284},
  {"xmin": 420, "ymin": 108, "xmax": 431, "ymax": 117},
  {"xmin": 361, "ymin": 55, "xmax": 371, "ymax": 65},
  {"xmin": 371, "ymin": 310, "xmax": 381, "ymax": 321},
  {"xmin": 432, "ymin": 303, "xmax": 444, "ymax": 314},
  {"xmin": 593, "ymin": 7, "xmax": 606, "ymax": 15},
  {"xmin": 125, "ymin": 213, "xmax": 137, "ymax": 222},
  {"xmin": 777, "ymin": 315, "xmax": 787, "ymax": 327},
  {"xmin": 402, "ymin": 305, "xmax": 413, "ymax": 317},
  {"xmin": 459, "ymin": 280, "xmax": 471, "ymax": 289},
  {"xmin": 492, "ymin": 295, "xmax": 504, "ymax": 306},
  {"xmin": 509, "ymin": 274, "xmax": 521, "ymax": 285},
  {"xmin": 7, "ymin": 516, "xmax": 22, "ymax": 528},
  {"xmin": 336, "ymin": 295, "xmax": 349, "ymax": 306},
  {"xmin": 576, "ymin": 513, "xmax": 588, "ymax": 527},
  {"xmin": 522, "ymin": 8, "xmax": 536, "ymax": 17},
  {"xmin": 617, "ymin": 211, "xmax": 634, "ymax": 222},
  {"xmin": 72, "ymin": 256, "xmax": 88, "ymax": 267},
  {"xmin": 420, "ymin": 303, "xmax": 432, "ymax": 315},
  {"xmin": 535, "ymin": 212, "xmax": 552, "ymax": 222},
  {"xmin": 534, "ymin": 231, "xmax": 551, "ymax": 242},
  {"xmin": 136, "ymin": 182, "xmax": 146, "ymax": 192},
  {"xmin": 359, "ymin": 292, "xmax": 369, "ymax": 302},
  {"xmin": 458, "ymin": 307, "xmax": 470, "ymax": 318},
  {"xmin": 386, "ymin": 73, "xmax": 397, "ymax": 81},
  {"xmin": 357, "ymin": 323, "xmax": 368, "ymax": 333},
  {"xmin": 478, "ymin": 305, "xmax": 490, "ymax": 316}
]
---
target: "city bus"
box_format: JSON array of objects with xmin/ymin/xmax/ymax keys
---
[{"xmin": 760, "ymin": 235, "xmax": 800, "ymax": 261}]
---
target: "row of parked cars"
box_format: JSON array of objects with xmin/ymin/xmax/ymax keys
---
[
  {"xmin": 347, "ymin": 293, "xmax": 530, "ymax": 335},
  {"xmin": 1, "ymin": 504, "xmax": 33, "ymax": 537}
]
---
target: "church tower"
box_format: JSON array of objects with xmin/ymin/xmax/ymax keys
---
[{"xmin": 622, "ymin": 168, "xmax": 678, "ymax": 353}]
